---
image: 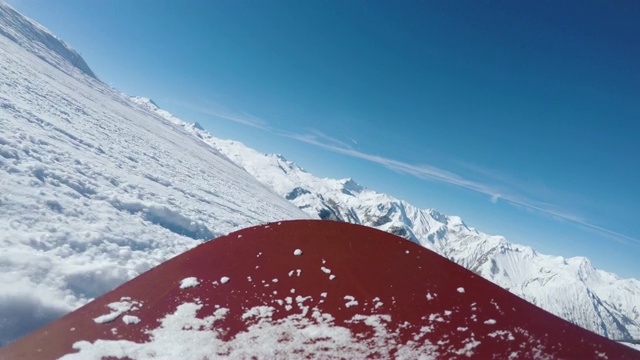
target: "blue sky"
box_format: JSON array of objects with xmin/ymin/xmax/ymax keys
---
[{"xmin": 8, "ymin": 0, "xmax": 640, "ymax": 278}]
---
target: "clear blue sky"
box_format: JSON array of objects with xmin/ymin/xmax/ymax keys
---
[{"xmin": 8, "ymin": 0, "xmax": 640, "ymax": 278}]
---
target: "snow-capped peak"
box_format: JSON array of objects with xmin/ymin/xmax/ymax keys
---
[
  {"xmin": 2, "ymin": 2, "xmax": 637, "ymax": 347},
  {"xmin": 340, "ymin": 178, "xmax": 364, "ymax": 194},
  {"xmin": 129, "ymin": 96, "xmax": 160, "ymax": 110},
  {"xmin": 139, "ymin": 100, "xmax": 640, "ymax": 342}
]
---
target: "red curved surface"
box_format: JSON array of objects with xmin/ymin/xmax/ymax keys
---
[{"xmin": 1, "ymin": 220, "xmax": 638, "ymax": 359}]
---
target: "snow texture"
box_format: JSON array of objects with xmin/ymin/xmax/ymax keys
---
[
  {"xmin": 1, "ymin": 1, "xmax": 640, "ymax": 347},
  {"xmin": 344, "ymin": 295, "xmax": 358, "ymax": 308},
  {"xmin": 0, "ymin": 2, "xmax": 308, "ymax": 346},
  {"xmin": 179, "ymin": 277, "xmax": 200, "ymax": 289},
  {"xmin": 0, "ymin": 3, "xmax": 95, "ymax": 79},
  {"xmin": 60, "ymin": 301, "xmax": 443, "ymax": 359},
  {"xmin": 122, "ymin": 315, "xmax": 140, "ymax": 325},
  {"xmin": 92, "ymin": 298, "xmax": 141, "ymax": 324}
]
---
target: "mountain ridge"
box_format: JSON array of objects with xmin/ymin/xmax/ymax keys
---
[
  {"xmin": 0, "ymin": 2, "xmax": 96, "ymax": 79},
  {"xmin": 1, "ymin": 2, "xmax": 638, "ymax": 348},
  {"xmin": 136, "ymin": 96, "xmax": 640, "ymax": 342}
]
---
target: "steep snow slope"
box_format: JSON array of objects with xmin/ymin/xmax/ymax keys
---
[
  {"xmin": 6, "ymin": 221, "xmax": 639, "ymax": 359},
  {"xmin": 140, "ymin": 100, "xmax": 640, "ymax": 342},
  {"xmin": 0, "ymin": 3, "xmax": 95, "ymax": 78},
  {"xmin": 0, "ymin": 3, "xmax": 308, "ymax": 346},
  {"xmin": 2, "ymin": 0, "xmax": 638, "ymax": 348}
]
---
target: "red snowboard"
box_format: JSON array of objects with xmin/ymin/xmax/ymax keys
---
[{"xmin": 1, "ymin": 220, "xmax": 638, "ymax": 359}]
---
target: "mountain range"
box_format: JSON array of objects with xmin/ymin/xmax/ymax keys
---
[
  {"xmin": 0, "ymin": 1, "xmax": 638, "ymax": 349},
  {"xmin": 140, "ymin": 96, "xmax": 640, "ymax": 343}
]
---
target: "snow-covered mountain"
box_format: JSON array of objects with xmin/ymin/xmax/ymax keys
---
[
  {"xmin": 138, "ymin": 99, "xmax": 640, "ymax": 342},
  {"xmin": 0, "ymin": 2, "xmax": 308, "ymax": 346},
  {"xmin": 0, "ymin": 3, "xmax": 95, "ymax": 79},
  {"xmin": 1, "ymin": 1, "xmax": 638, "ymax": 349}
]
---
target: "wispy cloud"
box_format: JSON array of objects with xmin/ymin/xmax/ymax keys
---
[
  {"xmin": 287, "ymin": 131, "xmax": 501, "ymax": 201},
  {"xmin": 346, "ymin": 135, "xmax": 359, "ymax": 145},
  {"xmin": 507, "ymin": 198, "xmax": 638, "ymax": 245},
  {"xmin": 456, "ymin": 160, "xmax": 590, "ymax": 209},
  {"xmin": 293, "ymin": 129, "xmax": 355, "ymax": 150},
  {"xmin": 286, "ymin": 129, "xmax": 640, "ymax": 246},
  {"xmin": 161, "ymin": 99, "xmax": 638, "ymax": 246},
  {"xmin": 170, "ymin": 99, "xmax": 270, "ymax": 130},
  {"xmin": 288, "ymin": 130, "xmax": 508, "ymax": 197}
]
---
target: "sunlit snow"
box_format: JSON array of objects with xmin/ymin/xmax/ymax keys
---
[
  {"xmin": 92, "ymin": 298, "xmax": 141, "ymax": 324},
  {"xmin": 60, "ymin": 301, "xmax": 443, "ymax": 359},
  {"xmin": 179, "ymin": 277, "xmax": 200, "ymax": 289},
  {"xmin": 344, "ymin": 295, "xmax": 359, "ymax": 308},
  {"xmin": 122, "ymin": 315, "xmax": 140, "ymax": 325},
  {"xmin": 1, "ymin": 0, "xmax": 640, "ymax": 347},
  {"xmin": 191, "ymin": 104, "xmax": 640, "ymax": 341},
  {"xmin": 0, "ymin": 7, "xmax": 308, "ymax": 342}
]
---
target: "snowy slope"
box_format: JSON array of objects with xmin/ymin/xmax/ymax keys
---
[
  {"xmin": 0, "ymin": 2, "xmax": 308, "ymax": 346},
  {"xmin": 0, "ymin": 3, "xmax": 95, "ymax": 79},
  {"xmin": 141, "ymin": 101, "xmax": 640, "ymax": 342},
  {"xmin": 6, "ymin": 220, "xmax": 638, "ymax": 359},
  {"xmin": 1, "ymin": 1, "xmax": 638, "ymax": 348}
]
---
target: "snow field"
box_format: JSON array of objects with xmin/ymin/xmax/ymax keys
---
[
  {"xmin": 0, "ymin": 16, "xmax": 307, "ymax": 345},
  {"xmin": 1, "ymin": 1, "xmax": 639, "ymax": 347}
]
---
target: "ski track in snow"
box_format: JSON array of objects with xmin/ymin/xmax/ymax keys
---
[{"xmin": 0, "ymin": 4, "xmax": 308, "ymax": 346}]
